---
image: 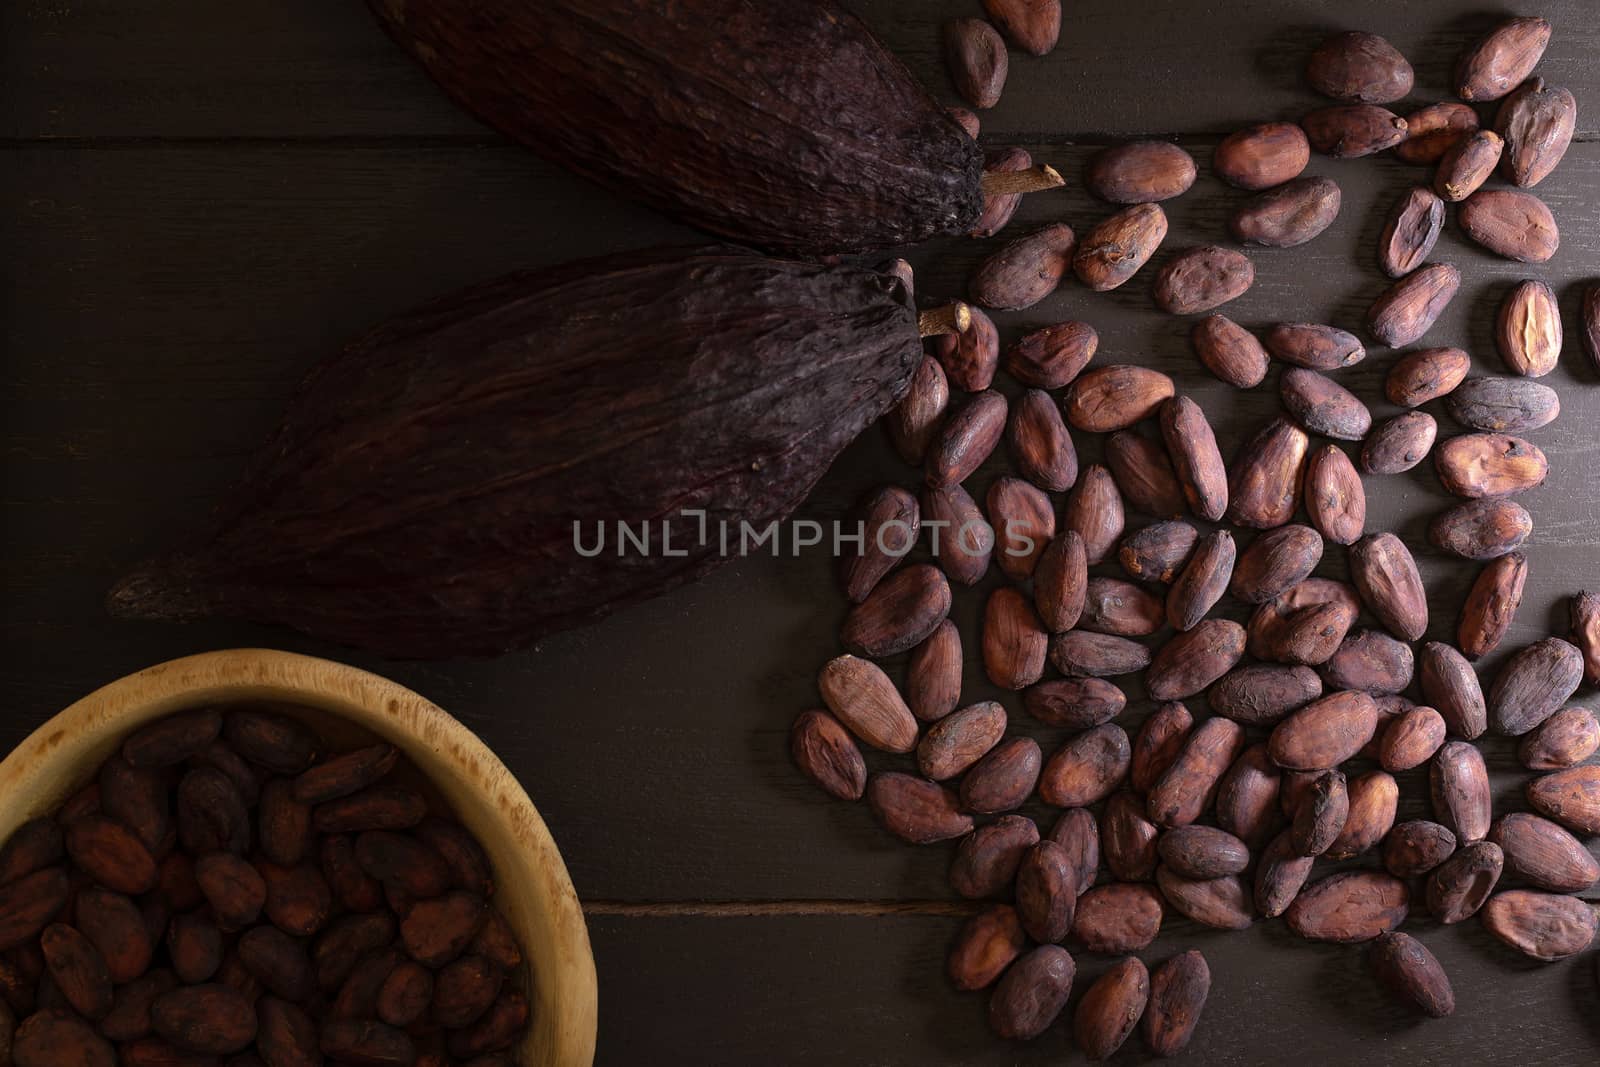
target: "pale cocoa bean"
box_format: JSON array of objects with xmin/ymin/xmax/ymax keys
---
[
  {"xmin": 817, "ymin": 655, "xmax": 917, "ymax": 753},
  {"xmin": 1525, "ymin": 763, "xmax": 1600, "ymax": 832},
  {"xmin": 1497, "ymin": 279, "xmax": 1563, "ymax": 377},
  {"xmin": 982, "ymin": 0, "xmax": 1061, "ymax": 56},
  {"xmin": 1435, "ymin": 130, "xmax": 1503, "ymax": 201},
  {"xmin": 1304, "ymin": 444, "xmax": 1364, "ymax": 545},
  {"xmin": 1064, "ymin": 366, "xmax": 1175, "ymax": 433},
  {"xmin": 1387, "ymin": 346, "xmax": 1469, "ymax": 406},
  {"xmin": 1264, "ymin": 322, "xmax": 1365, "ymax": 371},
  {"xmin": 1396, "ymin": 102, "xmax": 1479, "ymax": 164},
  {"xmin": 1325, "ymin": 771, "xmax": 1398, "ymax": 861},
  {"xmin": 988, "ymin": 478, "xmax": 1054, "ymax": 581},
  {"xmin": 948, "ymin": 905, "xmax": 1027, "ymax": 991},
  {"xmin": 1380, "ymin": 707, "xmax": 1447, "ymax": 772},
  {"xmin": 1269, "ymin": 691, "xmax": 1378, "ymax": 771}
]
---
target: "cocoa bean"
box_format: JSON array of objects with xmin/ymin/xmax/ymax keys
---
[
  {"xmin": 1016, "ymin": 841, "xmax": 1078, "ymax": 943},
  {"xmin": 98, "ymin": 758, "xmax": 170, "ymax": 855},
  {"xmin": 1350, "ymin": 532, "xmax": 1429, "ymax": 641},
  {"xmin": 961, "ymin": 737, "xmax": 1042, "ymax": 815},
  {"xmin": 322, "ymin": 1020, "xmax": 416, "ymax": 1066},
  {"xmin": 1583, "ymin": 285, "xmax": 1600, "ymax": 375},
  {"xmin": 1490, "ymin": 637, "xmax": 1585, "ymax": 735},
  {"xmin": 100, "ymin": 968, "xmax": 177, "ymax": 1042},
  {"xmin": 1254, "ymin": 829, "xmax": 1315, "ymax": 918},
  {"xmin": 12, "ymin": 1009, "xmax": 115, "ymax": 1067},
  {"xmin": 1153, "ymin": 246, "xmax": 1254, "ymax": 315},
  {"xmin": 886, "ymin": 357, "xmax": 949, "ymax": 465},
  {"xmin": 167, "ymin": 915, "xmax": 222, "ymax": 985},
  {"xmin": 969, "ymin": 223, "xmax": 1076, "ymax": 310},
  {"xmin": 1047, "ymin": 809, "xmax": 1101, "ymax": 894},
  {"xmin": 1146, "ymin": 620, "xmax": 1245, "ymax": 701},
  {"xmin": 1396, "ymin": 102, "xmax": 1479, "ymax": 163},
  {"xmin": 1304, "ymin": 445, "xmax": 1364, "ymax": 546},
  {"xmin": 1489, "ymin": 812, "xmax": 1599, "ymax": 892},
  {"xmin": 1214, "ymin": 121, "xmax": 1309, "ymax": 189},
  {"xmin": 1432, "ymin": 741, "xmax": 1492, "ymax": 842},
  {"xmin": 375, "ymin": 960, "xmax": 431, "ymax": 1027},
  {"xmin": 982, "ymin": 588, "xmax": 1049, "ymax": 690},
  {"xmin": 353, "ymin": 831, "xmax": 450, "ymax": 899},
  {"xmin": 950, "ymin": 816, "xmax": 1039, "ymax": 899},
  {"xmin": 947, "ymin": 905, "xmax": 1027, "ymax": 991},
  {"xmin": 1008, "ymin": 389, "xmax": 1078, "ymax": 493},
  {"xmin": 434, "ymin": 954, "xmax": 506, "ymax": 1028},
  {"xmin": 1286, "ymin": 871, "xmax": 1408, "ymax": 942},
  {"xmin": 1387, "ymin": 346, "xmax": 1469, "ymax": 406},
  {"xmin": 1458, "ymin": 188, "xmax": 1559, "ymax": 262},
  {"xmin": 1302, "ymin": 105, "xmax": 1407, "ymax": 157},
  {"xmin": 1131, "ymin": 703, "xmax": 1193, "ymax": 795},
  {"xmin": 1070, "ymin": 884, "xmax": 1163, "ymax": 953},
  {"xmin": 1166, "ymin": 531, "xmax": 1234, "ymax": 632},
  {"xmin": 1081, "ymin": 577, "xmax": 1165, "ymax": 638},
  {"xmin": 971, "ymin": 146, "xmax": 1030, "ymax": 238},
  {"xmin": 1419, "ymin": 641, "xmax": 1489, "ymax": 739},
  {"xmin": 1073, "ymin": 956, "xmax": 1148, "ymax": 1059},
  {"xmin": 1063, "ymin": 465, "xmax": 1125, "ymax": 565},
  {"xmin": 1307, "ymin": 31, "xmax": 1412, "ymax": 103},
  {"xmin": 256, "ymin": 996, "xmax": 319, "ymax": 1067},
  {"xmin": 1361, "ymin": 411, "xmax": 1437, "ymax": 475},
  {"xmin": 224, "ymin": 711, "xmax": 320, "ymax": 775},
  {"xmin": 121, "ymin": 709, "xmax": 223, "ymax": 769},
  {"xmin": 1323, "ymin": 630, "xmax": 1413, "ymax": 694},
  {"xmin": 446, "ymin": 989, "xmax": 528, "ymax": 1059},
  {"xmin": 1370, "ymin": 932, "xmax": 1454, "ymax": 1017},
  {"xmin": 1445, "ymin": 376, "xmax": 1561, "ymax": 431},
  {"xmin": 1380, "ymin": 707, "xmax": 1448, "ymax": 772},
  {"xmin": 312, "ymin": 912, "xmax": 395, "ymax": 992},
  {"xmin": 1101, "ymin": 791, "xmax": 1159, "ymax": 882},
  {"xmin": 1481, "ymin": 890, "xmax": 1598, "ymax": 961},
  {"xmin": 866, "ymin": 774, "xmax": 973, "ymax": 844},
  {"xmin": 987, "ymin": 945, "xmax": 1075, "ymax": 1040},
  {"xmin": 1023, "ymin": 677, "xmax": 1125, "ymax": 730},
  {"xmin": 1518, "ymin": 706, "xmax": 1600, "ymax": 770},
  {"xmin": 1455, "ymin": 16, "xmax": 1552, "ymax": 101},
  {"xmin": 238, "ymin": 925, "xmax": 313, "ymax": 1002},
  {"xmin": 907, "ymin": 621, "xmax": 963, "ymax": 723},
  {"xmin": 1142, "ymin": 949, "xmax": 1209, "ymax": 1056},
  {"xmin": 1159, "ymin": 397, "xmax": 1228, "ymax": 522},
  {"xmin": 1226, "ymin": 418, "xmax": 1309, "ymax": 528},
  {"xmin": 1497, "ymin": 77, "xmax": 1576, "ymax": 187},
  {"xmin": 1119, "ymin": 521, "xmax": 1199, "ymax": 584},
  {"xmin": 40, "ymin": 923, "xmax": 111, "ymax": 1020},
  {"xmin": 817, "ymin": 655, "xmax": 917, "ymax": 753},
  {"xmin": 1231, "ymin": 176, "xmax": 1341, "ymax": 248},
  {"xmin": 312, "ymin": 786, "xmax": 426, "ymax": 835},
  {"xmin": 1247, "ymin": 578, "xmax": 1359, "ymax": 666},
  {"xmin": 195, "ymin": 853, "xmax": 265, "ymax": 931},
  {"xmin": 1264, "ymin": 322, "xmax": 1365, "ymax": 371},
  {"xmin": 400, "ymin": 891, "xmax": 485, "ymax": 967},
  {"xmin": 1147, "ymin": 717, "xmax": 1245, "ymax": 828},
  {"xmin": 842, "ymin": 564, "xmax": 951, "ymax": 658},
  {"xmin": 1326, "ymin": 771, "xmax": 1399, "ymax": 860},
  {"xmin": 922, "ymin": 483, "xmax": 994, "ymax": 585},
  {"xmin": 1074, "ymin": 203, "xmax": 1168, "ymax": 291},
  {"xmin": 1290, "ymin": 770, "xmax": 1348, "ymax": 857},
  {"xmin": 65, "ymin": 816, "xmax": 158, "ymax": 896},
  {"xmin": 175, "ymin": 768, "xmax": 250, "ymax": 856},
  {"xmin": 1435, "ymin": 130, "xmax": 1503, "ymax": 201},
  {"xmin": 944, "ymin": 18, "xmax": 1008, "ymax": 110},
  {"xmin": 1215, "ymin": 744, "xmax": 1282, "ymax": 848},
  {"xmin": 321, "ymin": 835, "xmax": 382, "ymax": 914},
  {"xmin": 73, "ymin": 887, "xmax": 150, "ymax": 984},
  {"xmin": 330, "ymin": 946, "xmax": 397, "ymax": 1018},
  {"xmin": 1039, "ymin": 725, "xmax": 1131, "ymax": 807},
  {"xmin": 1085, "ymin": 142, "xmax": 1196, "ymax": 204},
  {"xmin": 1034, "ymin": 531, "xmax": 1088, "ymax": 633},
  {"xmin": 1497, "ymin": 279, "xmax": 1563, "ymax": 377},
  {"xmin": 930, "ymin": 305, "xmax": 999, "ymax": 391},
  {"xmin": 1378, "ymin": 186, "xmax": 1445, "ymax": 277},
  {"xmin": 790, "ymin": 710, "xmax": 867, "ymax": 801},
  {"xmin": 1269, "ymin": 691, "xmax": 1378, "ymax": 771},
  {"xmin": 1210, "ymin": 663, "xmax": 1324, "ymax": 726},
  {"xmin": 0, "ymin": 819, "xmax": 62, "ymax": 890},
  {"xmin": 1105, "ymin": 431, "xmax": 1186, "ymax": 518},
  {"xmin": 1049, "ymin": 632, "xmax": 1149, "ymax": 678},
  {"xmin": 1065, "ymin": 366, "xmax": 1175, "ymax": 433},
  {"xmin": 839, "ymin": 487, "xmax": 919, "ymax": 604},
  {"xmin": 918, "ymin": 701, "xmax": 1007, "ymax": 780},
  {"xmin": 1369, "ymin": 262, "xmax": 1459, "ymax": 348},
  {"xmin": 1230, "ymin": 524, "xmax": 1322, "ymax": 604},
  {"xmin": 1158, "ymin": 826, "xmax": 1249, "ymax": 880},
  {"xmin": 1191, "ymin": 314, "xmax": 1269, "ymax": 388},
  {"xmin": 1526, "ymin": 765, "xmax": 1600, "ymax": 835},
  {"xmin": 1460, "ymin": 552, "xmax": 1527, "ymax": 659},
  {"xmin": 1384, "ymin": 820, "xmax": 1457, "ymax": 878},
  {"xmin": 1005, "ymin": 321, "xmax": 1097, "ymax": 389},
  {"xmin": 1155, "ymin": 867, "xmax": 1252, "ymax": 930},
  {"xmin": 983, "ymin": 0, "xmax": 1061, "ymax": 56},
  {"xmin": 257, "ymin": 779, "xmax": 311, "ymax": 869},
  {"xmin": 926, "ymin": 389, "xmax": 1007, "ymax": 488},
  {"xmin": 152, "ymin": 984, "xmax": 257, "ymax": 1054},
  {"xmin": 1426, "ymin": 840, "xmax": 1503, "ymax": 923}
]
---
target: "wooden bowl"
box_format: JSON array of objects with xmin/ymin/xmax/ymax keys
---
[{"xmin": 0, "ymin": 647, "xmax": 597, "ymax": 1066}]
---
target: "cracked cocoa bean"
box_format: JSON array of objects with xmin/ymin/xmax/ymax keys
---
[{"xmin": 1378, "ymin": 187, "xmax": 1445, "ymax": 277}]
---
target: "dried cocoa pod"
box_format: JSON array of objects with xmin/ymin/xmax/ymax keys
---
[
  {"xmin": 983, "ymin": 0, "xmax": 1061, "ymax": 56},
  {"xmin": 1073, "ymin": 956, "xmax": 1149, "ymax": 1059},
  {"xmin": 1008, "ymin": 389, "xmax": 1078, "ymax": 493},
  {"xmin": 950, "ymin": 816, "xmax": 1039, "ymax": 899},
  {"xmin": 1350, "ymin": 532, "xmax": 1428, "ymax": 642},
  {"xmin": 1388, "ymin": 346, "xmax": 1469, "ymax": 407},
  {"xmin": 1459, "ymin": 552, "xmax": 1527, "ymax": 660},
  {"xmin": 1490, "ymin": 637, "xmax": 1585, "ymax": 736},
  {"xmin": 1016, "ymin": 841, "xmax": 1078, "ymax": 943},
  {"xmin": 948, "ymin": 905, "xmax": 1027, "ymax": 991},
  {"xmin": 1062, "ymin": 465, "xmax": 1125, "ymax": 565},
  {"xmin": 1379, "ymin": 707, "xmax": 1447, "ymax": 773},
  {"xmin": 353, "ymin": 831, "xmax": 450, "ymax": 899},
  {"xmin": 907, "ymin": 621, "xmax": 962, "ymax": 723},
  {"xmin": 1426, "ymin": 840, "xmax": 1503, "ymax": 923},
  {"xmin": 1254, "ymin": 829, "xmax": 1315, "ymax": 918},
  {"xmin": 1526, "ymin": 765, "xmax": 1600, "ymax": 834},
  {"xmin": 224, "ymin": 711, "xmax": 320, "ymax": 775},
  {"xmin": 151, "ymin": 983, "xmax": 257, "ymax": 1055},
  {"xmin": 1226, "ymin": 419, "xmax": 1309, "ymax": 528},
  {"xmin": 1191, "ymin": 314, "xmax": 1269, "ymax": 388},
  {"xmin": 1368, "ymin": 263, "xmax": 1460, "ymax": 348},
  {"xmin": 790, "ymin": 710, "xmax": 867, "ymax": 801},
  {"xmin": 1456, "ymin": 16, "xmax": 1552, "ymax": 101},
  {"xmin": 1447, "ymin": 376, "xmax": 1561, "ymax": 433},
  {"xmin": 1231, "ymin": 177, "xmax": 1341, "ymax": 248},
  {"xmin": 1489, "ymin": 812, "xmax": 1599, "ymax": 892},
  {"xmin": 1080, "ymin": 578, "xmax": 1165, "ymax": 638},
  {"xmin": 917, "ymin": 701, "xmax": 1006, "ymax": 780},
  {"xmin": 312, "ymin": 785, "xmax": 426, "ymax": 835},
  {"xmin": 1085, "ymin": 142, "xmax": 1196, "ymax": 204},
  {"xmin": 1155, "ymin": 867, "xmax": 1253, "ymax": 930},
  {"xmin": 1147, "ymin": 717, "xmax": 1245, "ymax": 828},
  {"xmin": 867, "ymin": 773, "xmax": 972, "ymax": 844},
  {"xmin": 1071, "ymin": 884, "xmax": 1163, "ymax": 953},
  {"xmin": 1303, "ymin": 445, "xmax": 1364, "ymax": 546},
  {"xmin": 971, "ymin": 146, "xmax": 1031, "ymax": 238},
  {"xmin": 961, "ymin": 737, "xmax": 1043, "ymax": 815},
  {"xmin": 1307, "ymin": 31, "xmax": 1413, "ymax": 103},
  {"xmin": 1497, "ymin": 279, "xmax": 1563, "ymax": 377},
  {"xmin": 1153, "ymin": 246, "xmax": 1254, "ymax": 315},
  {"xmin": 887, "ymin": 357, "xmax": 949, "ymax": 465},
  {"xmin": 1497, "ymin": 78, "xmax": 1576, "ymax": 187},
  {"xmin": 1396, "ymin": 102, "xmax": 1480, "ymax": 163},
  {"xmin": 1287, "ymin": 870, "xmax": 1408, "ymax": 942},
  {"xmin": 1247, "ymin": 578, "xmax": 1359, "ymax": 666},
  {"xmin": 1146, "ymin": 620, "xmax": 1245, "ymax": 701},
  {"xmin": 922, "ymin": 483, "xmax": 994, "ymax": 585},
  {"xmin": 987, "ymin": 945, "xmax": 1075, "ymax": 1040},
  {"xmin": 1431, "ymin": 498, "xmax": 1532, "ymax": 559},
  {"xmin": 1215, "ymin": 744, "xmax": 1282, "ymax": 848},
  {"xmin": 167, "ymin": 914, "xmax": 223, "ymax": 985},
  {"xmin": 1074, "ymin": 203, "xmax": 1168, "ymax": 291},
  {"xmin": 842, "ymin": 563, "xmax": 951, "ymax": 658},
  {"xmin": 1039, "ymin": 725, "xmax": 1131, "ymax": 808},
  {"xmin": 926, "ymin": 389, "xmax": 1007, "ymax": 487},
  {"xmin": 1384, "ymin": 820, "xmax": 1457, "ymax": 878},
  {"xmin": 840, "ymin": 487, "xmax": 920, "ymax": 604},
  {"xmin": 1518, "ymin": 706, "xmax": 1600, "ymax": 771},
  {"xmin": 1325, "ymin": 771, "xmax": 1398, "ymax": 860},
  {"xmin": 1048, "ymin": 808, "xmax": 1101, "ymax": 894},
  {"xmin": 982, "ymin": 588, "xmax": 1049, "ymax": 690},
  {"xmin": 1143, "ymin": 949, "xmax": 1209, "ymax": 1056},
  {"xmin": 1418, "ymin": 642, "xmax": 1487, "ymax": 739},
  {"xmin": 1290, "ymin": 770, "xmax": 1348, "ymax": 857},
  {"xmin": 1034, "ymin": 531, "xmax": 1088, "ymax": 633},
  {"xmin": 446, "ymin": 988, "xmax": 529, "ymax": 1059},
  {"xmin": 1105, "ymin": 432, "xmax": 1186, "ymax": 518},
  {"xmin": 400, "ymin": 890, "xmax": 486, "ymax": 966},
  {"xmin": 1302, "ymin": 105, "xmax": 1407, "ymax": 157},
  {"xmin": 944, "ymin": 17, "xmax": 1008, "ymax": 109},
  {"xmin": 1378, "ymin": 186, "xmax": 1446, "ymax": 277},
  {"xmin": 1065, "ymin": 366, "xmax": 1175, "ymax": 433},
  {"xmin": 1583, "ymin": 285, "xmax": 1600, "ymax": 375},
  {"xmin": 1432, "ymin": 741, "xmax": 1492, "ymax": 842},
  {"xmin": 177, "ymin": 767, "xmax": 250, "ymax": 855},
  {"xmin": 1482, "ymin": 890, "xmax": 1598, "ymax": 961},
  {"xmin": 931, "ymin": 305, "xmax": 999, "ymax": 392},
  {"xmin": 1323, "ymin": 630, "xmax": 1413, "ymax": 695},
  {"xmin": 1269, "ymin": 691, "xmax": 1378, "ymax": 771},
  {"xmin": 1458, "ymin": 188, "xmax": 1559, "ymax": 262},
  {"xmin": 1230, "ymin": 525, "xmax": 1322, "ymax": 604},
  {"xmin": 1214, "ymin": 122, "xmax": 1309, "ymax": 189},
  {"xmin": 121, "ymin": 709, "xmax": 222, "ymax": 769},
  {"xmin": 1130, "ymin": 703, "xmax": 1193, "ymax": 795},
  {"xmin": 817, "ymin": 654, "xmax": 917, "ymax": 753},
  {"xmin": 1264, "ymin": 322, "xmax": 1365, "ymax": 371},
  {"xmin": 1119, "ymin": 521, "xmax": 1199, "ymax": 584},
  {"xmin": 1158, "ymin": 826, "xmax": 1249, "ymax": 881},
  {"xmin": 1005, "ymin": 321, "xmax": 1098, "ymax": 389},
  {"xmin": 1049, "ymin": 631, "xmax": 1150, "ymax": 679},
  {"xmin": 65, "ymin": 816, "xmax": 158, "ymax": 895},
  {"xmin": 1434, "ymin": 130, "xmax": 1503, "ymax": 201},
  {"xmin": 1166, "ymin": 531, "xmax": 1233, "ymax": 632},
  {"xmin": 12, "ymin": 1009, "xmax": 115, "ymax": 1067},
  {"xmin": 970, "ymin": 223, "xmax": 1076, "ymax": 311},
  {"xmin": 1101, "ymin": 791, "xmax": 1160, "ymax": 882},
  {"xmin": 1361, "ymin": 411, "xmax": 1437, "ymax": 475},
  {"xmin": 1370, "ymin": 932, "xmax": 1454, "ymax": 1017}
]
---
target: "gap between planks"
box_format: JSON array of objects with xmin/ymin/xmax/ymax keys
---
[{"xmin": 582, "ymin": 900, "xmax": 979, "ymax": 918}]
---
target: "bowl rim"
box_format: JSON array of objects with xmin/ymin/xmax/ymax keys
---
[{"xmin": 0, "ymin": 647, "xmax": 598, "ymax": 1066}]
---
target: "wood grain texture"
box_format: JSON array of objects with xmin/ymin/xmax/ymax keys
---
[{"xmin": 3, "ymin": 0, "xmax": 1599, "ymax": 1063}]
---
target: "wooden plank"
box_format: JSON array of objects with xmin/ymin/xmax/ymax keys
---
[
  {"xmin": 585, "ymin": 912, "xmax": 1600, "ymax": 1063},
  {"xmin": 4, "ymin": 0, "xmax": 1598, "ymax": 142},
  {"xmin": 2, "ymin": 139, "xmax": 1597, "ymax": 902}
]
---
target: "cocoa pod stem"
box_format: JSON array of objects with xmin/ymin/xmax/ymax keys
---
[
  {"xmin": 980, "ymin": 164, "xmax": 1065, "ymax": 196},
  {"xmin": 918, "ymin": 303, "xmax": 974, "ymax": 338}
]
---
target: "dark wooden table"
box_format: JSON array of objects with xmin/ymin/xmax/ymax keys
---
[{"xmin": 4, "ymin": 1, "xmax": 1599, "ymax": 1062}]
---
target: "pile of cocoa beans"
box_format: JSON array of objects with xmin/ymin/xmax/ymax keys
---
[
  {"xmin": 795, "ymin": 9, "xmax": 1599, "ymax": 1056},
  {"xmin": 0, "ymin": 706, "xmax": 530, "ymax": 1066}
]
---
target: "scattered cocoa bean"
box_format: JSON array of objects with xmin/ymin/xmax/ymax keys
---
[
  {"xmin": 1081, "ymin": 577, "xmax": 1165, "ymax": 637},
  {"xmin": 1369, "ymin": 263, "xmax": 1460, "ymax": 348},
  {"xmin": 1047, "ymin": 809, "xmax": 1101, "ymax": 895},
  {"xmin": 1290, "ymin": 770, "xmax": 1348, "ymax": 857},
  {"xmin": 1016, "ymin": 841, "xmax": 1078, "ymax": 943},
  {"xmin": 1304, "ymin": 444, "xmax": 1365, "ymax": 546},
  {"xmin": 1378, "ymin": 186, "xmax": 1445, "ymax": 277},
  {"xmin": 1023, "ymin": 677, "xmax": 1125, "ymax": 730},
  {"xmin": 1214, "ymin": 744, "xmax": 1282, "ymax": 848},
  {"xmin": 1396, "ymin": 102, "xmax": 1479, "ymax": 164},
  {"xmin": 1231, "ymin": 177, "xmax": 1341, "ymax": 248},
  {"xmin": 1085, "ymin": 142, "xmax": 1197, "ymax": 204},
  {"xmin": 982, "ymin": 588, "xmax": 1049, "ymax": 690},
  {"xmin": 1286, "ymin": 871, "xmax": 1408, "ymax": 942},
  {"xmin": 950, "ymin": 816, "xmax": 1039, "ymax": 900},
  {"xmin": 1105, "ymin": 431, "xmax": 1186, "ymax": 518},
  {"xmin": 907, "ymin": 620, "xmax": 963, "ymax": 724},
  {"xmin": 917, "ymin": 701, "xmax": 1007, "ymax": 781},
  {"xmin": 1370, "ymin": 932, "xmax": 1454, "ymax": 1017},
  {"xmin": 1445, "ymin": 376, "xmax": 1561, "ymax": 432},
  {"xmin": 1302, "ymin": 104, "xmax": 1407, "ymax": 157},
  {"xmin": 960, "ymin": 736, "xmax": 1042, "ymax": 815},
  {"xmin": 1153, "ymin": 246, "xmax": 1254, "ymax": 315},
  {"xmin": 1307, "ymin": 31, "xmax": 1413, "ymax": 103},
  {"xmin": 1379, "ymin": 707, "xmax": 1448, "ymax": 772},
  {"xmin": 1325, "ymin": 771, "xmax": 1398, "ymax": 860},
  {"xmin": 887, "ymin": 357, "xmax": 949, "ymax": 466},
  {"xmin": 1070, "ymin": 884, "xmax": 1163, "ymax": 953},
  {"xmin": 1147, "ymin": 717, "xmax": 1245, "ymax": 828},
  {"xmin": 1430, "ymin": 498, "xmax": 1532, "ymax": 559},
  {"xmin": 1073, "ymin": 956, "xmax": 1149, "ymax": 1059},
  {"xmin": 988, "ymin": 477, "xmax": 1055, "ymax": 581},
  {"xmin": 1489, "ymin": 637, "xmax": 1585, "ymax": 735},
  {"xmin": 1230, "ymin": 525, "xmax": 1322, "ymax": 604},
  {"xmin": 1214, "ymin": 123, "xmax": 1309, "ymax": 189},
  {"xmin": 1455, "ymin": 16, "xmax": 1552, "ymax": 101},
  {"xmin": 1191, "ymin": 314, "xmax": 1269, "ymax": 388},
  {"xmin": 1119, "ymin": 521, "xmax": 1199, "ymax": 584},
  {"xmin": 1226, "ymin": 419, "xmax": 1310, "ymax": 529},
  {"xmin": 1049, "ymin": 631, "xmax": 1151, "ymax": 678},
  {"xmin": 1142, "ymin": 949, "xmax": 1209, "ymax": 1056},
  {"xmin": 1254, "ymin": 829, "xmax": 1315, "ymax": 918},
  {"xmin": 1034, "ymin": 531, "xmax": 1088, "ymax": 633},
  {"xmin": 1497, "ymin": 279, "xmax": 1563, "ymax": 377},
  {"xmin": 1459, "ymin": 552, "xmax": 1527, "ymax": 659},
  {"xmin": 926, "ymin": 389, "xmax": 1007, "ymax": 488},
  {"xmin": 1481, "ymin": 890, "xmax": 1598, "ymax": 961},
  {"xmin": 1146, "ymin": 620, "xmax": 1246, "ymax": 701},
  {"xmin": 817, "ymin": 654, "xmax": 918, "ymax": 753},
  {"xmin": 1426, "ymin": 840, "xmax": 1503, "ymax": 924},
  {"xmin": 1101, "ymin": 791, "xmax": 1160, "ymax": 882},
  {"xmin": 1155, "ymin": 867, "xmax": 1253, "ymax": 930},
  {"xmin": 867, "ymin": 774, "xmax": 973, "ymax": 844},
  {"xmin": 1166, "ymin": 531, "xmax": 1234, "ymax": 632},
  {"xmin": 1458, "ymin": 188, "xmax": 1559, "ymax": 262},
  {"xmin": 931, "ymin": 305, "xmax": 1000, "ymax": 392},
  {"xmin": 1432, "ymin": 741, "xmax": 1492, "ymax": 842},
  {"xmin": 922, "ymin": 483, "xmax": 995, "ymax": 585},
  {"xmin": 1062, "ymin": 465, "xmax": 1125, "ymax": 565},
  {"xmin": 969, "ymin": 223, "xmax": 1076, "ymax": 310},
  {"xmin": 944, "ymin": 18, "xmax": 1008, "ymax": 110},
  {"xmin": 1247, "ymin": 578, "xmax": 1359, "ymax": 666},
  {"xmin": 987, "ymin": 945, "xmax": 1075, "ymax": 1040},
  {"xmin": 1074, "ymin": 203, "xmax": 1169, "ymax": 291},
  {"xmin": 1131, "ymin": 702, "xmax": 1194, "ymax": 795},
  {"xmin": 790, "ymin": 710, "xmax": 867, "ymax": 801},
  {"xmin": 947, "ymin": 905, "xmax": 1027, "ymax": 991},
  {"xmin": 1497, "ymin": 77, "xmax": 1576, "ymax": 187},
  {"xmin": 840, "ymin": 487, "xmax": 920, "ymax": 604},
  {"xmin": 1008, "ymin": 389, "xmax": 1078, "ymax": 493},
  {"xmin": 1269, "ymin": 691, "xmax": 1378, "ymax": 771},
  {"xmin": 982, "ymin": 0, "xmax": 1061, "ymax": 56},
  {"xmin": 1005, "ymin": 320, "xmax": 1098, "ymax": 389},
  {"xmin": 1039, "ymin": 724, "xmax": 1132, "ymax": 807},
  {"xmin": 1435, "ymin": 130, "xmax": 1503, "ymax": 202},
  {"xmin": 1361, "ymin": 411, "xmax": 1437, "ymax": 475},
  {"xmin": 1419, "ymin": 641, "xmax": 1488, "ymax": 739},
  {"xmin": 1489, "ymin": 812, "xmax": 1599, "ymax": 892}
]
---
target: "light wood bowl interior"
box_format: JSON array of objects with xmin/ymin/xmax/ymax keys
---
[{"xmin": 0, "ymin": 648, "xmax": 597, "ymax": 1066}]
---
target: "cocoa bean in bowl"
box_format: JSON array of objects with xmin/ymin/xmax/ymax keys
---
[{"xmin": 0, "ymin": 649, "xmax": 596, "ymax": 1066}]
